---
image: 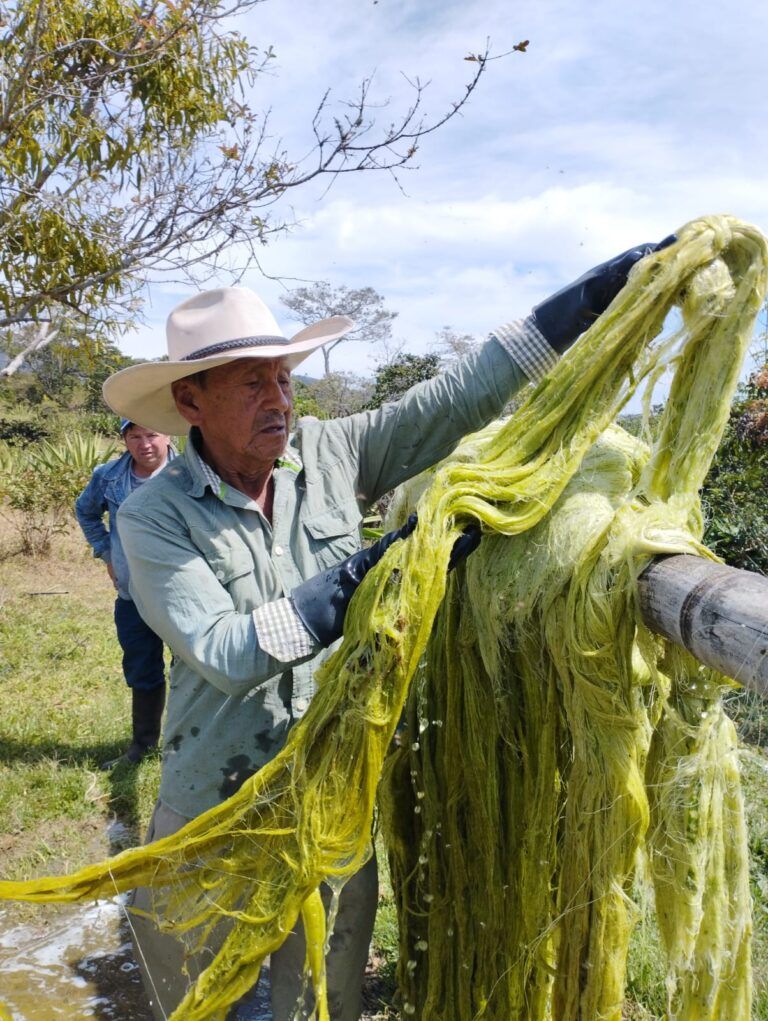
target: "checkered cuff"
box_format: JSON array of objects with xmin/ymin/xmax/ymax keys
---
[
  {"xmin": 491, "ymin": 315, "xmax": 559, "ymax": 384},
  {"xmin": 253, "ymin": 598, "xmax": 315, "ymax": 662}
]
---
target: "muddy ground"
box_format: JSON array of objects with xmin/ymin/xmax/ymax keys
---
[{"xmin": 0, "ymin": 894, "xmax": 393, "ymax": 1019}]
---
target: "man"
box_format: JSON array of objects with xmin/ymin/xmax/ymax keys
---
[
  {"xmin": 75, "ymin": 419, "xmax": 174, "ymax": 769},
  {"xmin": 102, "ymin": 238, "xmax": 672, "ymax": 1020}
]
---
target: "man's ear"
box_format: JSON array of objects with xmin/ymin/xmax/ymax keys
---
[{"xmin": 172, "ymin": 379, "xmax": 204, "ymax": 426}]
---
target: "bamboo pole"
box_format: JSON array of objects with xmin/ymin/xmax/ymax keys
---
[{"xmin": 638, "ymin": 555, "xmax": 768, "ymax": 696}]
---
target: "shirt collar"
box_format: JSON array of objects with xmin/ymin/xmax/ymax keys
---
[{"xmin": 186, "ymin": 428, "xmax": 302, "ymax": 502}]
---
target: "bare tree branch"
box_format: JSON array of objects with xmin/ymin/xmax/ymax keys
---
[
  {"xmin": 0, "ymin": 322, "xmax": 58, "ymax": 377},
  {"xmin": 0, "ymin": 0, "xmax": 496, "ymax": 373}
]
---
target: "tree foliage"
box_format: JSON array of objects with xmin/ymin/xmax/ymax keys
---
[
  {"xmin": 306, "ymin": 371, "xmax": 373, "ymax": 418},
  {"xmin": 287, "ymin": 377, "xmax": 319, "ymax": 420},
  {"xmin": 702, "ymin": 362, "xmax": 768, "ymax": 574},
  {"xmin": 1, "ymin": 0, "xmax": 256, "ymax": 357},
  {"xmin": 281, "ymin": 282, "xmax": 397, "ymax": 375},
  {"xmin": 365, "ymin": 351, "xmax": 440, "ymax": 410},
  {"xmin": 431, "ymin": 325, "xmax": 480, "ymax": 367},
  {"xmin": 0, "ymin": 0, "xmax": 488, "ymax": 373}
]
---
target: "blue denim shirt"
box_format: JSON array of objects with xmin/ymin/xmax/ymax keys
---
[{"xmin": 75, "ymin": 449, "xmax": 175, "ymax": 599}]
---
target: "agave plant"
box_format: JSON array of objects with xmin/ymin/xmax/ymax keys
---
[
  {"xmin": 0, "ymin": 433, "xmax": 118, "ymax": 555},
  {"xmin": 28, "ymin": 432, "xmax": 118, "ymax": 475}
]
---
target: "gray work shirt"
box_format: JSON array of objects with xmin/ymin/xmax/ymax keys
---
[{"xmin": 117, "ymin": 322, "xmax": 556, "ymax": 818}]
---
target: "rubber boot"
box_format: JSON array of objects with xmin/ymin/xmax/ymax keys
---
[
  {"xmin": 102, "ymin": 686, "xmax": 166, "ymax": 770},
  {"xmin": 125, "ymin": 685, "xmax": 166, "ymax": 763}
]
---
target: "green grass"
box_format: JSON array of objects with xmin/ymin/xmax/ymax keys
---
[
  {"xmin": 0, "ymin": 522, "xmax": 160, "ymax": 891},
  {"xmin": 1, "ymin": 519, "xmax": 767, "ymax": 1018},
  {"xmin": 743, "ymin": 747, "xmax": 768, "ymax": 1018}
]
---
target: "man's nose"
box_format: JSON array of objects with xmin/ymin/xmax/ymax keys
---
[{"xmin": 265, "ymin": 378, "xmax": 291, "ymax": 410}]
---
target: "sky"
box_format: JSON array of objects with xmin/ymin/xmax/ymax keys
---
[{"xmin": 122, "ymin": 0, "xmax": 768, "ymax": 397}]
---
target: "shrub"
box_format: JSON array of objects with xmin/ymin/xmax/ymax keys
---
[
  {"xmin": 702, "ymin": 363, "xmax": 768, "ymax": 575},
  {"xmin": 0, "ymin": 415, "xmax": 52, "ymax": 445},
  {"xmin": 0, "ymin": 433, "xmax": 118, "ymax": 556}
]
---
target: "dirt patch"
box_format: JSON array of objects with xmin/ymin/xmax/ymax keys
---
[{"xmin": 0, "ymin": 518, "xmax": 114, "ymax": 609}]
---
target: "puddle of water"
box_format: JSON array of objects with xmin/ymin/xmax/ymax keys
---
[
  {"xmin": 105, "ymin": 820, "xmax": 134, "ymax": 850},
  {"xmin": 0, "ymin": 897, "xmax": 154, "ymax": 1020},
  {"xmin": 0, "ymin": 896, "xmax": 272, "ymax": 1020},
  {"xmin": 0, "ymin": 811, "xmax": 272, "ymax": 1021}
]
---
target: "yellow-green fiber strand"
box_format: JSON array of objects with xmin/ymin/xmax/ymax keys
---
[
  {"xmin": 0, "ymin": 216, "xmax": 765, "ymax": 1021},
  {"xmin": 646, "ymin": 649, "xmax": 752, "ymax": 1021},
  {"xmin": 380, "ymin": 216, "xmax": 765, "ymax": 1020}
]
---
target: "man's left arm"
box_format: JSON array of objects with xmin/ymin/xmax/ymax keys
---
[
  {"xmin": 74, "ymin": 467, "xmax": 112, "ymax": 562},
  {"xmin": 265, "ymin": 240, "xmax": 674, "ymax": 657},
  {"xmin": 311, "ymin": 239, "xmax": 674, "ymax": 504},
  {"xmin": 352, "ymin": 323, "xmax": 548, "ymax": 503}
]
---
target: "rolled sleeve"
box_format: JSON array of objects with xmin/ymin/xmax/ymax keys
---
[
  {"xmin": 253, "ymin": 598, "xmax": 315, "ymax": 662},
  {"xmin": 491, "ymin": 316, "xmax": 559, "ymax": 384},
  {"xmin": 118, "ymin": 503, "xmax": 314, "ymax": 697}
]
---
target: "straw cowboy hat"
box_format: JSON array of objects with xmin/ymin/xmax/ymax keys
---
[{"xmin": 103, "ymin": 287, "xmax": 353, "ymax": 434}]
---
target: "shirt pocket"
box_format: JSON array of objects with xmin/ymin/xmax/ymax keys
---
[
  {"xmin": 302, "ymin": 501, "xmax": 362, "ymax": 571},
  {"xmin": 189, "ymin": 527, "xmax": 255, "ymax": 587}
]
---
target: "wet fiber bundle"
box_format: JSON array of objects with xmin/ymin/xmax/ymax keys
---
[
  {"xmin": 0, "ymin": 215, "xmax": 765, "ymax": 1021},
  {"xmin": 380, "ymin": 217, "xmax": 765, "ymax": 1020}
]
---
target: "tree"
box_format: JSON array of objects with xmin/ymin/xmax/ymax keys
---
[
  {"xmin": 291, "ymin": 377, "xmax": 325, "ymax": 420},
  {"xmin": 3, "ymin": 329, "xmax": 133, "ymax": 409},
  {"xmin": 702, "ymin": 362, "xmax": 768, "ymax": 575},
  {"xmin": 0, "ymin": 0, "xmax": 489, "ymax": 375},
  {"xmin": 281, "ymin": 283, "xmax": 397, "ymax": 376},
  {"xmin": 365, "ymin": 351, "xmax": 440, "ymax": 410},
  {"xmin": 307, "ymin": 371, "xmax": 373, "ymax": 418},
  {"xmin": 431, "ymin": 325, "xmax": 480, "ymax": 367}
]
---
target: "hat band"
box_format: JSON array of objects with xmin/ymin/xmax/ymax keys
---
[{"xmin": 181, "ymin": 334, "xmax": 289, "ymax": 361}]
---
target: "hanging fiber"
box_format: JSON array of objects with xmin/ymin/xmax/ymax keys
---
[
  {"xmin": 0, "ymin": 215, "xmax": 764, "ymax": 1021},
  {"xmin": 379, "ymin": 218, "xmax": 763, "ymax": 1020}
]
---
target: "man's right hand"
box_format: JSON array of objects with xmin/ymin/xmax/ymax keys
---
[
  {"xmin": 105, "ymin": 562, "xmax": 118, "ymax": 589},
  {"xmin": 290, "ymin": 515, "xmax": 418, "ymax": 648},
  {"xmin": 290, "ymin": 515, "xmax": 482, "ymax": 648},
  {"xmin": 531, "ymin": 235, "xmax": 676, "ymax": 354}
]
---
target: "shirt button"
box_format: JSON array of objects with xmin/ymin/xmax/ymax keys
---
[
  {"xmin": 215, "ymin": 570, "xmax": 225, "ymax": 580},
  {"xmin": 274, "ymin": 545, "xmax": 284, "ymax": 556},
  {"xmin": 295, "ymin": 698, "xmax": 308, "ymax": 712}
]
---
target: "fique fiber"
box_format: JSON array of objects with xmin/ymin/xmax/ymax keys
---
[{"xmin": 0, "ymin": 215, "xmax": 765, "ymax": 1021}]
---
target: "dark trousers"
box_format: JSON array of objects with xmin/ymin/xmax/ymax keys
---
[
  {"xmin": 113, "ymin": 597, "xmax": 165, "ymax": 691},
  {"xmin": 132, "ymin": 800, "xmax": 378, "ymax": 1021}
]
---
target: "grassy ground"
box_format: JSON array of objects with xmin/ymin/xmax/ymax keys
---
[
  {"xmin": 1, "ymin": 517, "xmax": 767, "ymax": 1019},
  {"xmin": 0, "ymin": 522, "xmax": 160, "ymax": 887}
]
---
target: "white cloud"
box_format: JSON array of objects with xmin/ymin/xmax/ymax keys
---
[{"xmin": 122, "ymin": 0, "xmax": 768, "ymax": 399}]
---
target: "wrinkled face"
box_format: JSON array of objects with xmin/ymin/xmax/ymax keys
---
[
  {"xmin": 173, "ymin": 357, "xmax": 293, "ymax": 471},
  {"xmin": 123, "ymin": 426, "xmax": 171, "ymax": 474}
]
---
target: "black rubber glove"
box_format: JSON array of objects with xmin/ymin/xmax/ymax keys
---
[
  {"xmin": 448, "ymin": 524, "xmax": 482, "ymax": 571},
  {"xmin": 531, "ymin": 234, "xmax": 677, "ymax": 354},
  {"xmin": 290, "ymin": 515, "xmax": 483, "ymax": 648},
  {"xmin": 291, "ymin": 514, "xmax": 418, "ymax": 648}
]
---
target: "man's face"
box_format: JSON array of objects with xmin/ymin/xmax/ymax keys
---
[
  {"xmin": 123, "ymin": 426, "xmax": 171, "ymax": 473},
  {"xmin": 176, "ymin": 357, "xmax": 293, "ymax": 470}
]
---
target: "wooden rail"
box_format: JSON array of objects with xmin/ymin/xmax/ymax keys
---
[{"xmin": 638, "ymin": 555, "xmax": 768, "ymax": 696}]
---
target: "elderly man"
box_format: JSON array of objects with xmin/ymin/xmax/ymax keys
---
[
  {"xmin": 75, "ymin": 418, "xmax": 174, "ymax": 769},
  {"xmin": 103, "ymin": 238, "xmax": 671, "ymax": 1020}
]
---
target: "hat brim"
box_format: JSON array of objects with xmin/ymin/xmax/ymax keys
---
[{"xmin": 103, "ymin": 315, "xmax": 353, "ymax": 435}]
